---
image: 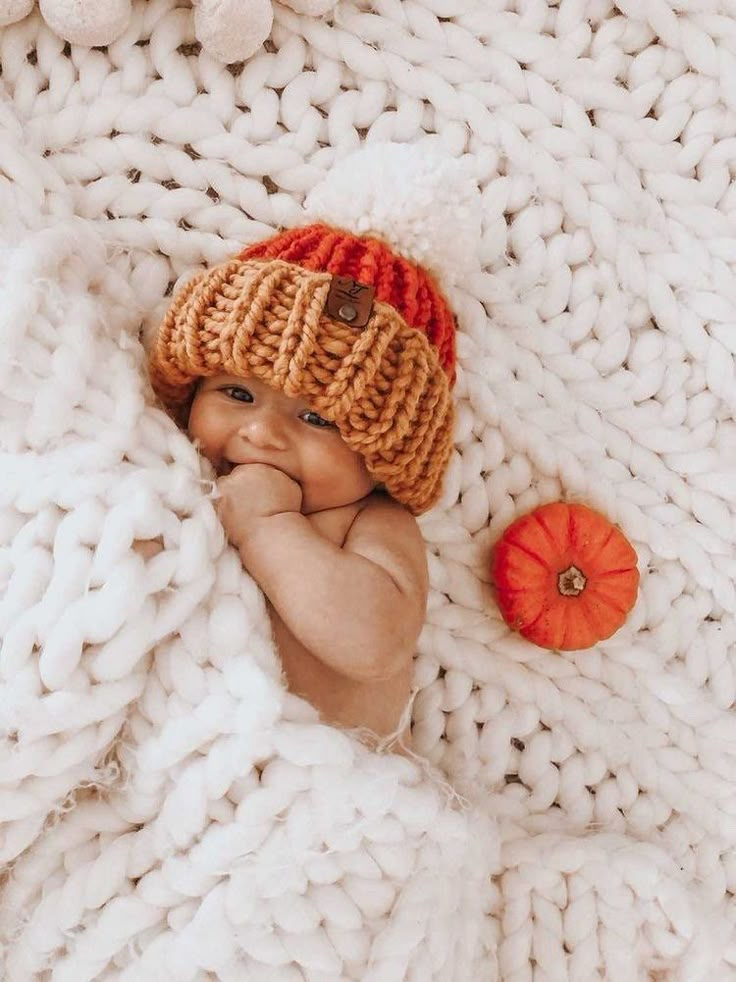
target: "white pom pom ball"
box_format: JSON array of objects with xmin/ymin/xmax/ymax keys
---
[
  {"xmin": 39, "ymin": 0, "xmax": 131, "ymax": 46},
  {"xmin": 303, "ymin": 142, "xmax": 482, "ymax": 289},
  {"xmin": 193, "ymin": 0, "xmax": 273, "ymax": 63},
  {"xmin": 0, "ymin": 0, "xmax": 34, "ymax": 28}
]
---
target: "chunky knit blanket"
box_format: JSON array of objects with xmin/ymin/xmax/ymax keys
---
[{"xmin": 1, "ymin": 2, "xmax": 736, "ymax": 979}]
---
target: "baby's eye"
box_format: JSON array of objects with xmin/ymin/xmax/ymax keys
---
[
  {"xmin": 223, "ymin": 386, "xmax": 253, "ymax": 403},
  {"xmin": 301, "ymin": 410, "xmax": 335, "ymax": 429}
]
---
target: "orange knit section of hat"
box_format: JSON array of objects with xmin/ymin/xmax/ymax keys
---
[{"xmin": 239, "ymin": 223, "xmax": 457, "ymax": 384}]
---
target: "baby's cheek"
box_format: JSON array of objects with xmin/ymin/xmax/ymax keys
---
[
  {"xmin": 200, "ymin": 443, "xmax": 220, "ymax": 466},
  {"xmin": 189, "ymin": 431, "xmax": 214, "ymax": 463},
  {"xmin": 188, "ymin": 416, "xmax": 220, "ymax": 466}
]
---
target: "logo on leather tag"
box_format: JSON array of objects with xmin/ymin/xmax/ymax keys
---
[{"xmin": 325, "ymin": 275, "xmax": 375, "ymax": 328}]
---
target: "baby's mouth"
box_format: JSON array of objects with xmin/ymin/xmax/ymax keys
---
[{"xmin": 219, "ymin": 460, "xmax": 302, "ymax": 488}]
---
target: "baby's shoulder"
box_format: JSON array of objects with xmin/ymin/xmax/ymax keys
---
[
  {"xmin": 351, "ymin": 491, "xmax": 418, "ymax": 527},
  {"xmin": 344, "ymin": 493, "xmax": 428, "ymax": 596}
]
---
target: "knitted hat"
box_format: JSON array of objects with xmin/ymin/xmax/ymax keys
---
[{"xmin": 148, "ymin": 143, "xmax": 481, "ymax": 514}]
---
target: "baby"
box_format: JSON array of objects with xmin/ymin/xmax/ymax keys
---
[
  {"xmin": 189, "ymin": 371, "xmax": 427, "ymax": 745},
  {"xmin": 147, "ymin": 222, "xmax": 458, "ymax": 750}
]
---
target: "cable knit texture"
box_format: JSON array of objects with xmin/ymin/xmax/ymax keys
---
[
  {"xmin": 240, "ymin": 224, "xmax": 458, "ymax": 380},
  {"xmin": 1, "ymin": 0, "xmax": 736, "ymax": 978}
]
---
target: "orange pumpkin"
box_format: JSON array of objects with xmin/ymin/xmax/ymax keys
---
[{"xmin": 492, "ymin": 502, "xmax": 639, "ymax": 650}]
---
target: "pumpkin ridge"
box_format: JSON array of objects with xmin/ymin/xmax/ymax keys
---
[
  {"xmin": 531, "ymin": 508, "xmax": 566, "ymax": 555},
  {"xmin": 559, "ymin": 621, "xmax": 585, "ymax": 651},
  {"xmin": 573, "ymin": 595, "xmax": 606, "ymax": 645},
  {"xmin": 593, "ymin": 566, "xmax": 638, "ymax": 577},
  {"xmin": 584, "ymin": 525, "xmax": 634, "ymax": 574},
  {"xmin": 569, "ymin": 506, "xmax": 610, "ymax": 562},
  {"xmin": 567, "ymin": 504, "xmax": 575, "ymax": 556},
  {"xmin": 583, "ymin": 585, "xmax": 630, "ymax": 615},
  {"xmin": 581, "ymin": 523, "xmax": 615, "ymax": 566},
  {"xmin": 587, "ymin": 590, "xmax": 630, "ymax": 613},
  {"xmin": 515, "ymin": 605, "xmax": 546, "ymax": 634},
  {"xmin": 506, "ymin": 540, "xmax": 555, "ymax": 572},
  {"xmin": 496, "ymin": 585, "xmax": 544, "ymax": 603},
  {"xmin": 590, "ymin": 567, "xmax": 639, "ymax": 589}
]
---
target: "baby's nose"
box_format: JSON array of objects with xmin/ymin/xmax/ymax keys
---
[{"xmin": 239, "ymin": 411, "xmax": 289, "ymax": 450}]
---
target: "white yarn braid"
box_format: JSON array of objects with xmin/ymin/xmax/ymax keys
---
[{"xmin": 1, "ymin": 0, "xmax": 736, "ymax": 976}]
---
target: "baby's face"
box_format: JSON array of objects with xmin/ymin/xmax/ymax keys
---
[{"xmin": 188, "ymin": 373, "xmax": 375, "ymax": 514}]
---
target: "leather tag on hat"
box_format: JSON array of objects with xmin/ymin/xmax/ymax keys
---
[{"xmin": 325, "ymin": 275, "xmax": 375, "ymax": 328}]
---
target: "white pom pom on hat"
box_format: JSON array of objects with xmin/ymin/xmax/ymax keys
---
[{"xmin": 302, "ymin": 141, "xmax": 482, "ymax": 290}]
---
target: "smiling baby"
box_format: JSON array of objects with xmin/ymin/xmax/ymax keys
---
[{"xmin": 147, "ymin": 217, "xmax": 460, "ymax": 752}]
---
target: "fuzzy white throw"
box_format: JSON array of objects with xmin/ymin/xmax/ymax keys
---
[{"xmin": 1, "ymin": 1, "xmax": 736, "ymax": 979}]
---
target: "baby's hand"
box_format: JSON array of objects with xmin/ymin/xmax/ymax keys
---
[{"xmin": 216, "ymin": 463, "xmax": 303, "ymax": 551}]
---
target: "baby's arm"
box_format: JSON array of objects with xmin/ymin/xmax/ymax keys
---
[
  {"xmin": 217, "ymin": 466, "xmax": 428, "ymax": 682},
  {"xmin": 244, "ymin": 501, "xmax": 427, "ymax": 681}
]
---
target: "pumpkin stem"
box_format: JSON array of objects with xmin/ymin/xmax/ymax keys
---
[{"xmin": 558, "ymin": 565, "xmax": 587, "ymax": 597}]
